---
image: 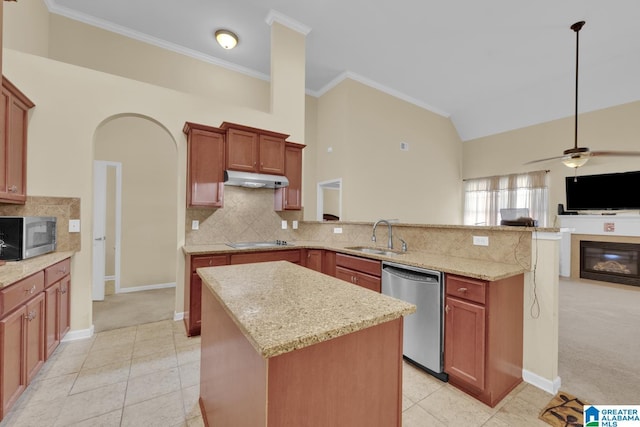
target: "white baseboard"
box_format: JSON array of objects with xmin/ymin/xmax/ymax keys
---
[
  {"xmin": 61, "ymin": 325, "xmax": 95, "ymax": 342},
  {"xmin": 117, "ymin": 282, "xmax": 176, "ymax": 294},
  {"xmin": 173, "ymin": 311, "xmax": 184, "ymax": 321},
  {"xmin": 522, "ymin": 369, "xmax": 561, "ymax": 395}
]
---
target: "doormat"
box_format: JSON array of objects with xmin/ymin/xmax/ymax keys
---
[{"xmin": 539, "ymin": 391, "xmax": 589, "ymax": 427}]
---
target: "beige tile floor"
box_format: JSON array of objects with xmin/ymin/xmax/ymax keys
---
[{"xmin": 0, "ymin": 319, "xmax": 553, "ymax": 426}]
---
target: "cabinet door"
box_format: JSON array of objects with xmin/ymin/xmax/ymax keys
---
[
  {"xmin": 44, "ymin": 282, "xmax": 60, "ymax": 359},
  {"xmin": 305, "ymin": 249, "xmax": 323, "ymax": 272},
  {"xmin": 444, "ymin": 296, "xmax": 486, "ymax": 391},
  {"xmin": 323, "ymin": 251, "xmax": 336, "ymax": 277},
  {"xmin": 354, "ymin": 272, "xmax": 381, "ymax": 293},
  {"xmin": 24, "ymin": 293, "xmax": 45, "ymax": 384},
  {"xmin": 275, "ymin": 143, "xmax": 303, "ymax": 211},
  {"xmin": 226, "ymin": 128, "xmax": 258, "ymax": 172},
  {"xmin": 0, "ymin": 306, "xmax": 26, "ymax": 418},
  {"xmin": 58, "ymin": 276, "xmax": 71, "ymax": 340},
  {"xmin": 0, "ymin": 87, "xmax": 8, "ymax": 199},
  {"xmin": 188, "ymin": 129, "xmax": 225, "ymax": 208},
  {"xmin": 186, "ymin": 255, "xmax": 228, "ymax": 336},
  {"xmin": 258, "ymin": 134, "xmax": 285, "ymax": 175}
]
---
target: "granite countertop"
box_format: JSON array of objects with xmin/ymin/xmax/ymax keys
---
[
  {"xmin": 0, "ymin": 251, "xmax": 75, "ymax": 288},
  {"xmin": 198, "ymin": 261, "xmax": 416, "ymax": 359},
  {"xmin": 183, "ymin": 241, "xmax": 526, "ymax": 281}
]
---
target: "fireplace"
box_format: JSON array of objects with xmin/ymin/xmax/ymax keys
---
[{"xmin": 580, "ymin": 241, "xmax": 640, "ymax": 286}]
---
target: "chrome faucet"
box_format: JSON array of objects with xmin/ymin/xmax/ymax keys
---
[{"xmin": 372, "ymin": 219, "xmax": 393, "ymax": 249}]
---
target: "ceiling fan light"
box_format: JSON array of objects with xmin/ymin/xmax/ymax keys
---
[
  {"xmin": 562, "ymin": 154, "xmax": 589, "ymax": 168},
  {"xmin": 215, "ymin": 29, "xmax": 238, "ymax": 50}
]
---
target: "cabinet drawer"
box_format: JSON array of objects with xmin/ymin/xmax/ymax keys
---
[
  {"xmin": 446, "ymin": 275, "xmax": 486, "ymax": 305},
  {"xmin": 335, "ymin": 253, "xmax": 381, "ymax": 277},
  {"xmin": 191, "ymin": 255, "xmax": 228, "ymax": 273},
  {"xmin": 45, "ymin": 258, "xmax": 71, "ymax": 288},
  {"xmin": 0, "ymin": 271, "xmax": 45, "ymax": 317}
]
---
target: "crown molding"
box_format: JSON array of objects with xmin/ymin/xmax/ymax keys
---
[
  {"xmin": 265, "ymin": 10, "xmax": 311, "ymax": 36},
  {"xmin": 310, "ymin": 71, "xmax": 450, "ymax": 118},
  {"xmin": 43, "ymin": 0, "xmax": 269, "ymax": 82}
]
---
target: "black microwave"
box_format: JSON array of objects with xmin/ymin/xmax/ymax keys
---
[{"xmin": 0, "ymin": 216, "xmax": 57, "ymax": 261}]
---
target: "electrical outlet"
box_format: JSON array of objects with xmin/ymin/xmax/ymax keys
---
[
  {"xmin": 68, "ymin": 219, "xmax": 80, "ymax": 233},
  {"xmin": 292, "ymin": 220, "xmax": 298, "ymax": 229},
  {"xmin": 191, "ymin": 220, "xmax": 199, "ymax": 230},
  {"xmin": 473, "ymin": 236, "xmax": 489, "ymax": 246},
  {"xmin": 281, "ymin": 220, "xmax": 288, "ymax": 230},
  {"xmin": 333, "ymin": 227, "xmax": 343, "ymax": 234}
]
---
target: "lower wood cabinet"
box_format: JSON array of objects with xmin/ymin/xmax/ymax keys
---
[
  {"xmin": 303, "ymin": 249, "xmax": 323, "ymax": 272},
  {"xmin": 444, "ymin": 273, "xmax": 524, "ymax": 407},
  {"xmin": 1, "ymin": 280, "xmax": 46, "ymax": 419},
  {"xmin": 184, "ymin": 249, "xmax": 304, "ymax": 336},
  {"xmin": 0, "ymin": 257, "xmax": 72, "ymax": 421},
  {"xmin": 44, "ymin": 258, "xmax": 71, "ymax": 359},
  {"xmin": 335, "ymin": 253, "xmax": 382, "ymax": 293}
]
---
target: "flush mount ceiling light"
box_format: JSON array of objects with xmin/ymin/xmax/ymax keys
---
[
  {"xmin": 215, "ymin": 29, "xmax": 238, "ymax": 50},
  {"xmin": 525, "ymin": 21, "xmax": 640, "ymax": 169}
]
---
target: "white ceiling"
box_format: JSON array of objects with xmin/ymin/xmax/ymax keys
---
[{"xmin": 46, "ymin": 0, "xmax": 640, "ymax": 141}]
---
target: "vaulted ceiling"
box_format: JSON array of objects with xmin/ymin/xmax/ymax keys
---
[{"xmin": 46, "ymin": 0, "xmax": 640, "ymax": 141}]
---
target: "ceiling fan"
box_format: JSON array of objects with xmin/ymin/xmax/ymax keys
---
[{"xmin": 525, "ymin": 21, "xmax": 640, "ymax": 168}]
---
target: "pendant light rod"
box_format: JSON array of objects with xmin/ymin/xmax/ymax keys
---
[{"xmin": 571, "ymin": 21, "xmax": 585, "ymax": 151}]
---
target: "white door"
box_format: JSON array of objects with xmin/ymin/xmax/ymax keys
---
[
  {"xmin": 93, "ymin": 161, "xmax": 123, "ymax": 301},
  {"xmin": 93, "ymin": 161, "xmax": 107, "ymax": 301}
]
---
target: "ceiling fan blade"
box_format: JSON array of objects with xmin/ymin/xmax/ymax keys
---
[
  {"xmin": 523, "ymin": 155, "xmax": 567, "ymax": 165},
  {"xmin": 590, "ymin": 151, "xmax": 640, "ymax": 157}
]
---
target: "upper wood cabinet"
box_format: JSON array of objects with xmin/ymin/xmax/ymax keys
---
[
  {"xmin": 0, "ymin": 77, "xmax": 35, "ymax": 204},
  {"xmin": 220, "ymin": 122, "xmax": 287, "ymax": 175},
  {"xmin": 183, "ymin": 122, "xmax": 226, "ymax": 208},
  {"xmin": 275, "ymin": 142, "xmax": 305, "ymax": 211}
]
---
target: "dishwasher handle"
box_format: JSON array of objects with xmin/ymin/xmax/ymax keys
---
[{"xmin": 382, "ymin": 264, "xmax": 440, "ymax": 283}]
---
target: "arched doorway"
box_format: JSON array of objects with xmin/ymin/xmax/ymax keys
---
[{"xmin": 92, "ymin": 114, "xmax": 178, "ymax": 331}]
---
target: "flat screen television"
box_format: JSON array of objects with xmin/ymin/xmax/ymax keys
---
[{"xmin": 565, "ymin": 170, "xmax": 640, "ymax": 211}]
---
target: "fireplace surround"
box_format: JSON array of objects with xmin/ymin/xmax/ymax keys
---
[{"xmin": 580, "ymin": 240, "xmax": 640, "ymax": 286}]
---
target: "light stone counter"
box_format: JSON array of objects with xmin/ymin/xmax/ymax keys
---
[
  {"xmin": 184, "ymin": 241, "xmax": 525, "ymax": 281},
  {"xmin": 198, "ymin": 261, "xmax": 416, "ymax": 358},
  {"xmin": 0, "ymin": 251, "xmax": 75, "ymax": 288}
]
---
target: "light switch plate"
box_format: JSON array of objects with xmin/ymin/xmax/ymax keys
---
[
  {"xmin": 333, "ymin": 227, "xmax": 343, "ymax": 234},
  {"xmin": 281, "ymin": 220, "xmax": 288, "ymax": 230},
  {"xmin": 473, "ymin": 236, "xmax": 489, "ymax": 246},
  {"xmin": 191, "ymin": 220, "xmax": 199, "ymax": 230},
  {"xmin": 68, "ymin": 219, "xmax": 80, "ymax": 233},
  {"xmin": 292, "ymin": 220, "xmax": 298, "ymax": 229}
]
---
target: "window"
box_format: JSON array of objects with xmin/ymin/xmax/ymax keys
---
[{"xmin": 463, "ymin": 170, "xmax": 549, "ymax": 227}]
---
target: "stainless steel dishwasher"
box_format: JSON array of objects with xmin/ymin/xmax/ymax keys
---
[{"xmin": 381, "ymin": 261, "xmax": 447, "ymax": 381}]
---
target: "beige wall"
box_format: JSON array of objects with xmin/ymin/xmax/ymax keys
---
[
  {"xmin": 316, "ymin": 79, "xmax": 463, "ymax": 224},
  {"xmin": 2, "ymin": 0, "xmax": 49, "ymax": 58},
  {"xmin": 4, "ymin": 1, "xmax": 307, "ymax": 330},
  {"xmin": 463, "ymin": 101, "xmax": 640, "ymax": 225},
  {"xmin": 94, "ymin": 116, "xmax": 177, "ymax": 289}
]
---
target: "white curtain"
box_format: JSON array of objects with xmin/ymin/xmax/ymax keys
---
[{"xmin": 463, "ymin": 170, "xmax": 549, "ymax": 227}]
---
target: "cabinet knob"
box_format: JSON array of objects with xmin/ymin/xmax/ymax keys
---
[
  {"xmin": 25, "ymin": 285, "xmax": 36, "ymax": 294},
  {"xmin": 445, "ymin": 305, "xmax": 450, "ymax": 314},
  {"xmin": 457, "ymin": 287, "xmax": 468, "ymax": 293},
  {"xmin": 8, "ymin": 185, "xmax": 17, "ymax": 193}
]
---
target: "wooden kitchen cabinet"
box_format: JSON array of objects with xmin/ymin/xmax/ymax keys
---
[
  {"xmin": 323, "ymin": 251, "xmax": 337, "ymax": 276},
  {"xmin": 275, "ymin": 142, "xmax": 305, "ymax": 211},
  {"xmin": 230, "ymin": 249, "xmax": 301, "ymax": 265},
  {"xmin": 44, "ymin": 258, "xmax": 71, "ymax": 359},
  {"xmin": 0, "ymin": 77, "xmax": 35, "ymax": 204},
  {"xmin": 304, "ymin": 249, "xmax": 324, "ymax": 272},
  {"xmin": 1, "ymin": 271, "xmax": 46, "ymax": 420},
  {"xmin": 184, "ymin": 122, "xmax": 226, "ymax": 208},
  {"xmin": 184, "ymin": 254, "xmax": 229, "ymax": 337},
  {"xmin": 444, "ymin": 273, "xmax": 523, "ymax": 407},
  {"xmin": 220, "ymin": 122, "xmax": 287, "ymax": 175},
  {"xmin": 335, "ymin": 253, "xmax": 382, "ymax": 292}
]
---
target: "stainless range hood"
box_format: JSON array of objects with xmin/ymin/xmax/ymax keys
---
[{"xmin": 224, "ymin": 170, "xmax": 289, "ymax": 189}]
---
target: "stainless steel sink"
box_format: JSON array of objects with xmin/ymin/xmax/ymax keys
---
[{"xmin": 345, "ymin": 246, "xmax": 405, "ymax": 256}]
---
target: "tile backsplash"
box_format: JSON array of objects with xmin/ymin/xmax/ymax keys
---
[
  {"xmin": 185, "ymin": 186, "xmax": 302, "ymax": 245},
  {"xmin": 0, "ymin": 196, "xmax": 81, "ymax": 252}
]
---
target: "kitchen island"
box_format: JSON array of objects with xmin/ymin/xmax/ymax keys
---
[{"xmin": 198, "ymin": 261, "xmax": 415, "ymax": 427}]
